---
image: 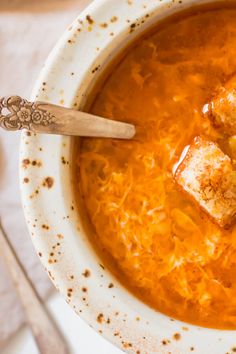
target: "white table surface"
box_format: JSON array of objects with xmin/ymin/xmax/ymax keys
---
[{"xmin": 3, "ymin": 292, "xmax": 123, "ymax": 354}]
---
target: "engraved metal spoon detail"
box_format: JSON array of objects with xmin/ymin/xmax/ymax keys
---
[{"xmin": 0, "ymin": 96, "xmax": 136, "ymax": 139}]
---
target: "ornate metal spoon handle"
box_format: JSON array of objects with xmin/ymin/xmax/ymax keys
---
[
  {"xmin": 0, "ymin": 96, "xmax": 54, "ymax": 130},
  {"xmin": 0, "ymin": 95, "xmax": 136, "ymax": 139}
]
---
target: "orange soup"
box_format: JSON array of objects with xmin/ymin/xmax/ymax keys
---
[{"xmin": 76, "ymin": 3, "xmax": 236, "ymax": 329}]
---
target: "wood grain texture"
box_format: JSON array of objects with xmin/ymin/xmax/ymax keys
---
[
  {"xmin": 0, "ymin": 223, "xmax": 70, "ymax": 354},
  {"xmin": 0, "ymin": 0, "xmax": 89, "ymax": 13}
]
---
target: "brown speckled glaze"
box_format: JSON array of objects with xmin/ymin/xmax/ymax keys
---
[{"xmin": 20, "ymin": 0, "xmax": 236, "ymax": 353}]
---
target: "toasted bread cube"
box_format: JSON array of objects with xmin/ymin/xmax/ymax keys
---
[
  {"xmin": 174, "ymin": 136, "xmax": 236, "ymax": 227},
  {"xmin": 206, "ymin": 76, "xmax": 236, "ymax": 135}
]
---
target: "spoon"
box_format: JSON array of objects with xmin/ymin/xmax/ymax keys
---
[
  {"xmin": 0, "ymin": 96, "xmax": 135, "ymax": 139},
  {"xmin": 0, "ymin": 222, "xmax": 70, "ymax": 354}
]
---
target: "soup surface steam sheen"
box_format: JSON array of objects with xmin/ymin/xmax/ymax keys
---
[{"xmin": 77, "ymin": 3, "xmax": 236, "ymax": 329}]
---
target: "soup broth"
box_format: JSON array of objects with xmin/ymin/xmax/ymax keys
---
[{"xmin": 76, "ymin": 2, "xmax": 236, "ymax": 329}]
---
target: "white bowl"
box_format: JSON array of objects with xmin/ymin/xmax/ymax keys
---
[{"xmin": 20, "ymin": 0, "xmax": 236, "ymax": 353}]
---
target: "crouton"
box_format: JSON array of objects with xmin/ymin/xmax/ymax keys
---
[
  {"xmin": 205, "ymin": 76, "xmax": 236, "ymax": 135},
  {"xmin": 174, "ymin": 136, "xmax": 236, "ymax": 228}
]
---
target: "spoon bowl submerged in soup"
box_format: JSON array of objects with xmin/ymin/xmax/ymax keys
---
[{"xmin": 75, "ymin": 2, "xmax": 236, "ymax": 329}]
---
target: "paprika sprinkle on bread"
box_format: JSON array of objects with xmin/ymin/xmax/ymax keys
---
[{"xmin": 174, "ymin": 136, "xmax": 236, "ymax": 228}]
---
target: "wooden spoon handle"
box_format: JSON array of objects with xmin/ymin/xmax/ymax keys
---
[
  {"xmin": 0, "ymin": 95, "xmax": 135, "ymax": 139},
  {"xmin": 0, "ymin": 222, "xmax": 70, "ymax": 354}
]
